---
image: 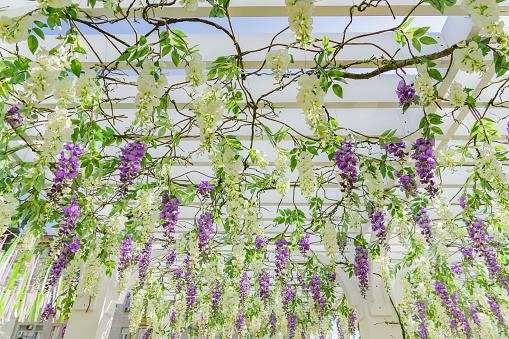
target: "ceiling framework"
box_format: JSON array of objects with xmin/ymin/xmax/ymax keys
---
[{"xmin": 1, "ymin": 0, "xmax": 509, "ymax": 338}]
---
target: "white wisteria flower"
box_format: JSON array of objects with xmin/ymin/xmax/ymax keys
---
[
  {"xmin": 75, "ymin": 70, "xmax": 100, "ymax": 107},
  {"xmin": 296, "ymin": 74, "xmax": 327, "ymax": 137},
  {"xmin": 129, "ymin": 287, "xmax": 146, "ymax": 334},
  {"xmin": 0, "ymin": 193, "xmax": 18, "ymax": 234},
  {"xmin": 286, "ymin": 0, "xmax": 315, "ymax": 45},
  {"xmin": 136, "ymin": 62, "xmax": 168, "ymax": 118},
  {"xmin": 414, "ymin": 64, "xmax": 435, "ymax": 107},
  {"xmin": 180, "ymin": 0, "xmax": 201, "ymax": 11},
  {"xmin": 82, "ymin": 254, "xmax": 103, "ymax": 298},
  {"xmin": 448, "ymin": 82, "xmax": 467, "ymax": 107},
  {"xmin": 53, "ymin": 76, "xmax": 76, "ymax": 105},
  {"xmin": 185, "ymin": 52, "xmax": 206, "ymax": 87},
  {"xmin": 275, "ymin": 149, "xmax": 290, "ymax": 197},
  {"xmin": 266, "ymin": 49, "xmax": 292, "ymax": 77},
  {"xmin": 194, "ymin": 85, "xmax": 224, "ymax": 147},
  {"xmin": 0, "ymin": 15, "xmax": 33, "ymax": 43},
  {"xmin": 455, "ymin": 41, "xmax": 486, "ymax": 73},
  {"xmin": 297, "ymin": 151, "xmax": 316, "ymax": 199},
  {"xmin": 464, "ymin": 0, "xmax": 504, "ymax": 38},
  {"xmin": 23, "ymin": 48, "xmax": 66, "ymax": 101},
  {"xmin": 322, "ymin": 222, "xmax": 339, "ymax": 259},
  {"xmin": 41, "ymin": 106, "xmax": 72, "ymax": 157}
]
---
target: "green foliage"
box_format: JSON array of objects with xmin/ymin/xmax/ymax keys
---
[{"xmin": 419, "ymin": 113, "xmax": 444, "ymax": 138}]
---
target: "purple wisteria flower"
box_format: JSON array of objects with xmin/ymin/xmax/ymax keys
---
[
  {"xmin": 461, "ymin": 247, "xmax": 474, "ymax": 261},
  {"xmin": 57, "ymin": 197, "xmax": 80, "ymax": 238},
  {"xmin": 384, "ymin": 140, "xmax": 407, "ymax": 159},
  {"xmin": 41, "ymin": 303, "xmax": 56, "ymax": 320},
  {"xmin": 415, "ymin": 208, "xmax": 432, "ymax": 244},
  {"xmin": 183, "ymin": 255, "xmax": 196, "ymax": 307},
  {"xmin": 396, "ymin": 79, "xmax": 416, "ymax": 105},
  {"xmin": 47, "ymin": 199, "xmax": 81, "ymax": 289},
  {"xmin": 468, "ymin": 305, "xmax": 480, "ymax": 325},
  {"xmin": 160, "ymin": 193, "xmax": 179, "ymax": 241},
  {"xmin": 369, "ymin": 210, "xmax": 387, "ymax": 244},
  {"xmin": 275, "ymin": 239, "xmax": 289, "ymax": 276},
  {"xmin": 67, "ymin": 236, "xmax": 80, "ymax": 253},
  {"xmin": 47, "ymin": 247, "xmax": 73, "ymax": 289},
  {"xmin": 487, "ymin": 294, "xmax": 506, "ymax": 326},
  {"xmin": 118, "ymin": 141, "xmax": 146, "ymax": 189},
  {"xmin": 354, "ymin": 246, "xmax": 369, "ymax": 297},
  {"xmin": 269, "ymin": 312, "xmax": 277, "ymax": 334},
  {"xmin": 49, "ymin": 144, "xmax": 84, "ymax": 201},
  {"xmin": 211, "ymin": 281, "xmax": 221, "ymax": 310},
  {"xmin": 255, "ymin": 235, "xmax": 266, "ymax": 250},
  {"xmin": 434, "ymin": 281, "xmax": 471, "ymax": 335},
  {"xmin": 348, "ymin": 310, "xmax": 357, "ymax": 333},
  {"xmin": 298, "ymin": 233, "xmax": 311, "ymax": 253},
  {"xmin": 258, "ymin": 270, "xmax": 270, "ymax": 300},
  {"xmin": 137, "ymin": 237, "xmax": 153, "ymax": 286},
  {"xmin": 197, "ymin": 180, "xmax": 215, "ymax": 198},
  {"xmin": 5, "ymin": 104, "xmax": 23, "ymax": 128},
  {"xmin": 334, "ymin": 140, "xmax": 358, "ymax": 191},
  {"xmin": 450, "ymin": 262, "xmax": 462, "ymax": 275},
  {"xmin": 287, "ymin": 313, "xmax": 297, "ymax": 337},
  {"xmin": 415, "ymin": 301, "xmax": 428, "ymax": 339},
  {"xmin": 142, "ymin": 329, "xmax": 152, "ymax": 339},
  {"xmin": 395, "ymin": 170, "xmax": 417, "ymax": 195},
  {"xmin": 236, "ymin": 311, "xmax": 246, "ymax": 332},
  {"xmin": 309, "ymin": 275, "xmax": 321, "ymax": 302},
  {"xmin": 467, "ymin": 218, "xmax": 501, "ymax": 277},
  {"xmin": 239, "ymin": 272, "xmax": 250, "ymax": 303},
  {"xmin": 118, "ymin": 234, "xmax": 134, "ymax": 273},
  {"xmin": 411, "ymin": 138, "xmax": 436, "ymax": 194},
  {"xmin": 458, "ymin": 196, "xmax": 467, "ymax": 209},
  {"xmin": 166, "ymin": 250, "xmax": 176, "ymax": 266},
  {"xmin": 185, "ymin": 273, "xmax": 197, "ymax": 310},
  {"xmin": 197, "ymin": 211, "xmax": 214, "ymax": 251},
  {"xmin": 282, "ymin": 284, "xmax": 296, "ymax": 309}
]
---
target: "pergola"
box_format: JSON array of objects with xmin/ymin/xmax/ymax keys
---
[{"xmin": 0, "ymin": 1, "xmax": 508, "ymax": 338}]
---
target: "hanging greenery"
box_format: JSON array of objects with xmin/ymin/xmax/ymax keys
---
[{"xmin": 0, "ymin": 0, "xmax": 508, "ymax": 338}]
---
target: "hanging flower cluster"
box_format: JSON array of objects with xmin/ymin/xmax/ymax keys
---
[
  {"xmin": 5, "ymin": 104, "xmax": 23, "ymax": 128},
  {"xmin": 285, "ymin": 0, "xmax": 315, "ymax": 45},
  {"xmin": 118, "ymin": 141, "xmax": 146, "ymax": 189},
  {"xmin": 160, "ymin": 194, "xmax": 180, "ymax": 241},
  {"xmin": 334, "ymin": 140, "xmax": 358, "ymax": 191},
  {"xmin": 0, "ymin": 0, "xmax": 508, "ymax": 337},
  {"xmin": 49, "ymin": 144, "xmax": 84, "ymax": 201},
  {"xmin": 46, "ymin": 199, "xmax": 81, "ymax": 289}
]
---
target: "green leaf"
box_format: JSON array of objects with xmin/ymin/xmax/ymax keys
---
[
  {"xmin": 32, "ymin": 27, "xmax": 45, "ymax": 40},
  {"xmin": 411, "ymin": 38, "xmax": 421, "ymax": 52},
  {"xmin": 413, "ymin": 27, "xmax": 430, "ymax": 38},
  {"xmin": 332, "ymin": 84, "xmax": 343, "ymax": 98},
  {"xmin": 209, "ymin": 5, "xmax": 225, "ymax": 17},
  {"xmin": 420, "ymin": 36, "xmax": 437, "ymax": 45},
  {"xmin": 27, "ymin": 35, "xmax": 38, "ymax": 54},
  {"xmin": 425, "ymin": 0, "xmax": 445, "ymax": 13},
  {"xmin": 70, "ymin": 59, "xmax": 82, "ymax": 77},
  {"xmin": 427, "ymin": 68, "xmax": 442, "ymax": 81},
  {"xmin": 171, "ymin": 50, "xmax": 180, "ymax": 67},
  {"xmin": 85, "ymin": 164, "xmax": 93, "ymax": 177}
]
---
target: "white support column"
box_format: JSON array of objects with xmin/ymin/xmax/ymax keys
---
[
  {"xmin": 0, "ymin": 316, "xmax": 17, "ymax": 339},
  {"xmin": 63, "ymin": 274, "xmax": 120, "ymax": 339},
  {"xmin": 319, "ymin": 254, "xmax": 404, "ymax": 339}
]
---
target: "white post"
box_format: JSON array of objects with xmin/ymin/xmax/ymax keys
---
[
  {"xmin": 324, "ymin": 255, "xmax": 404, "ymax": 339},
  {"xmin": 63, "ymin": 274, "xmax": 120, "ymax": 339},
  {"xmin": 0, "ymin": 316, "xmax": 17, "ymax": 338}
]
